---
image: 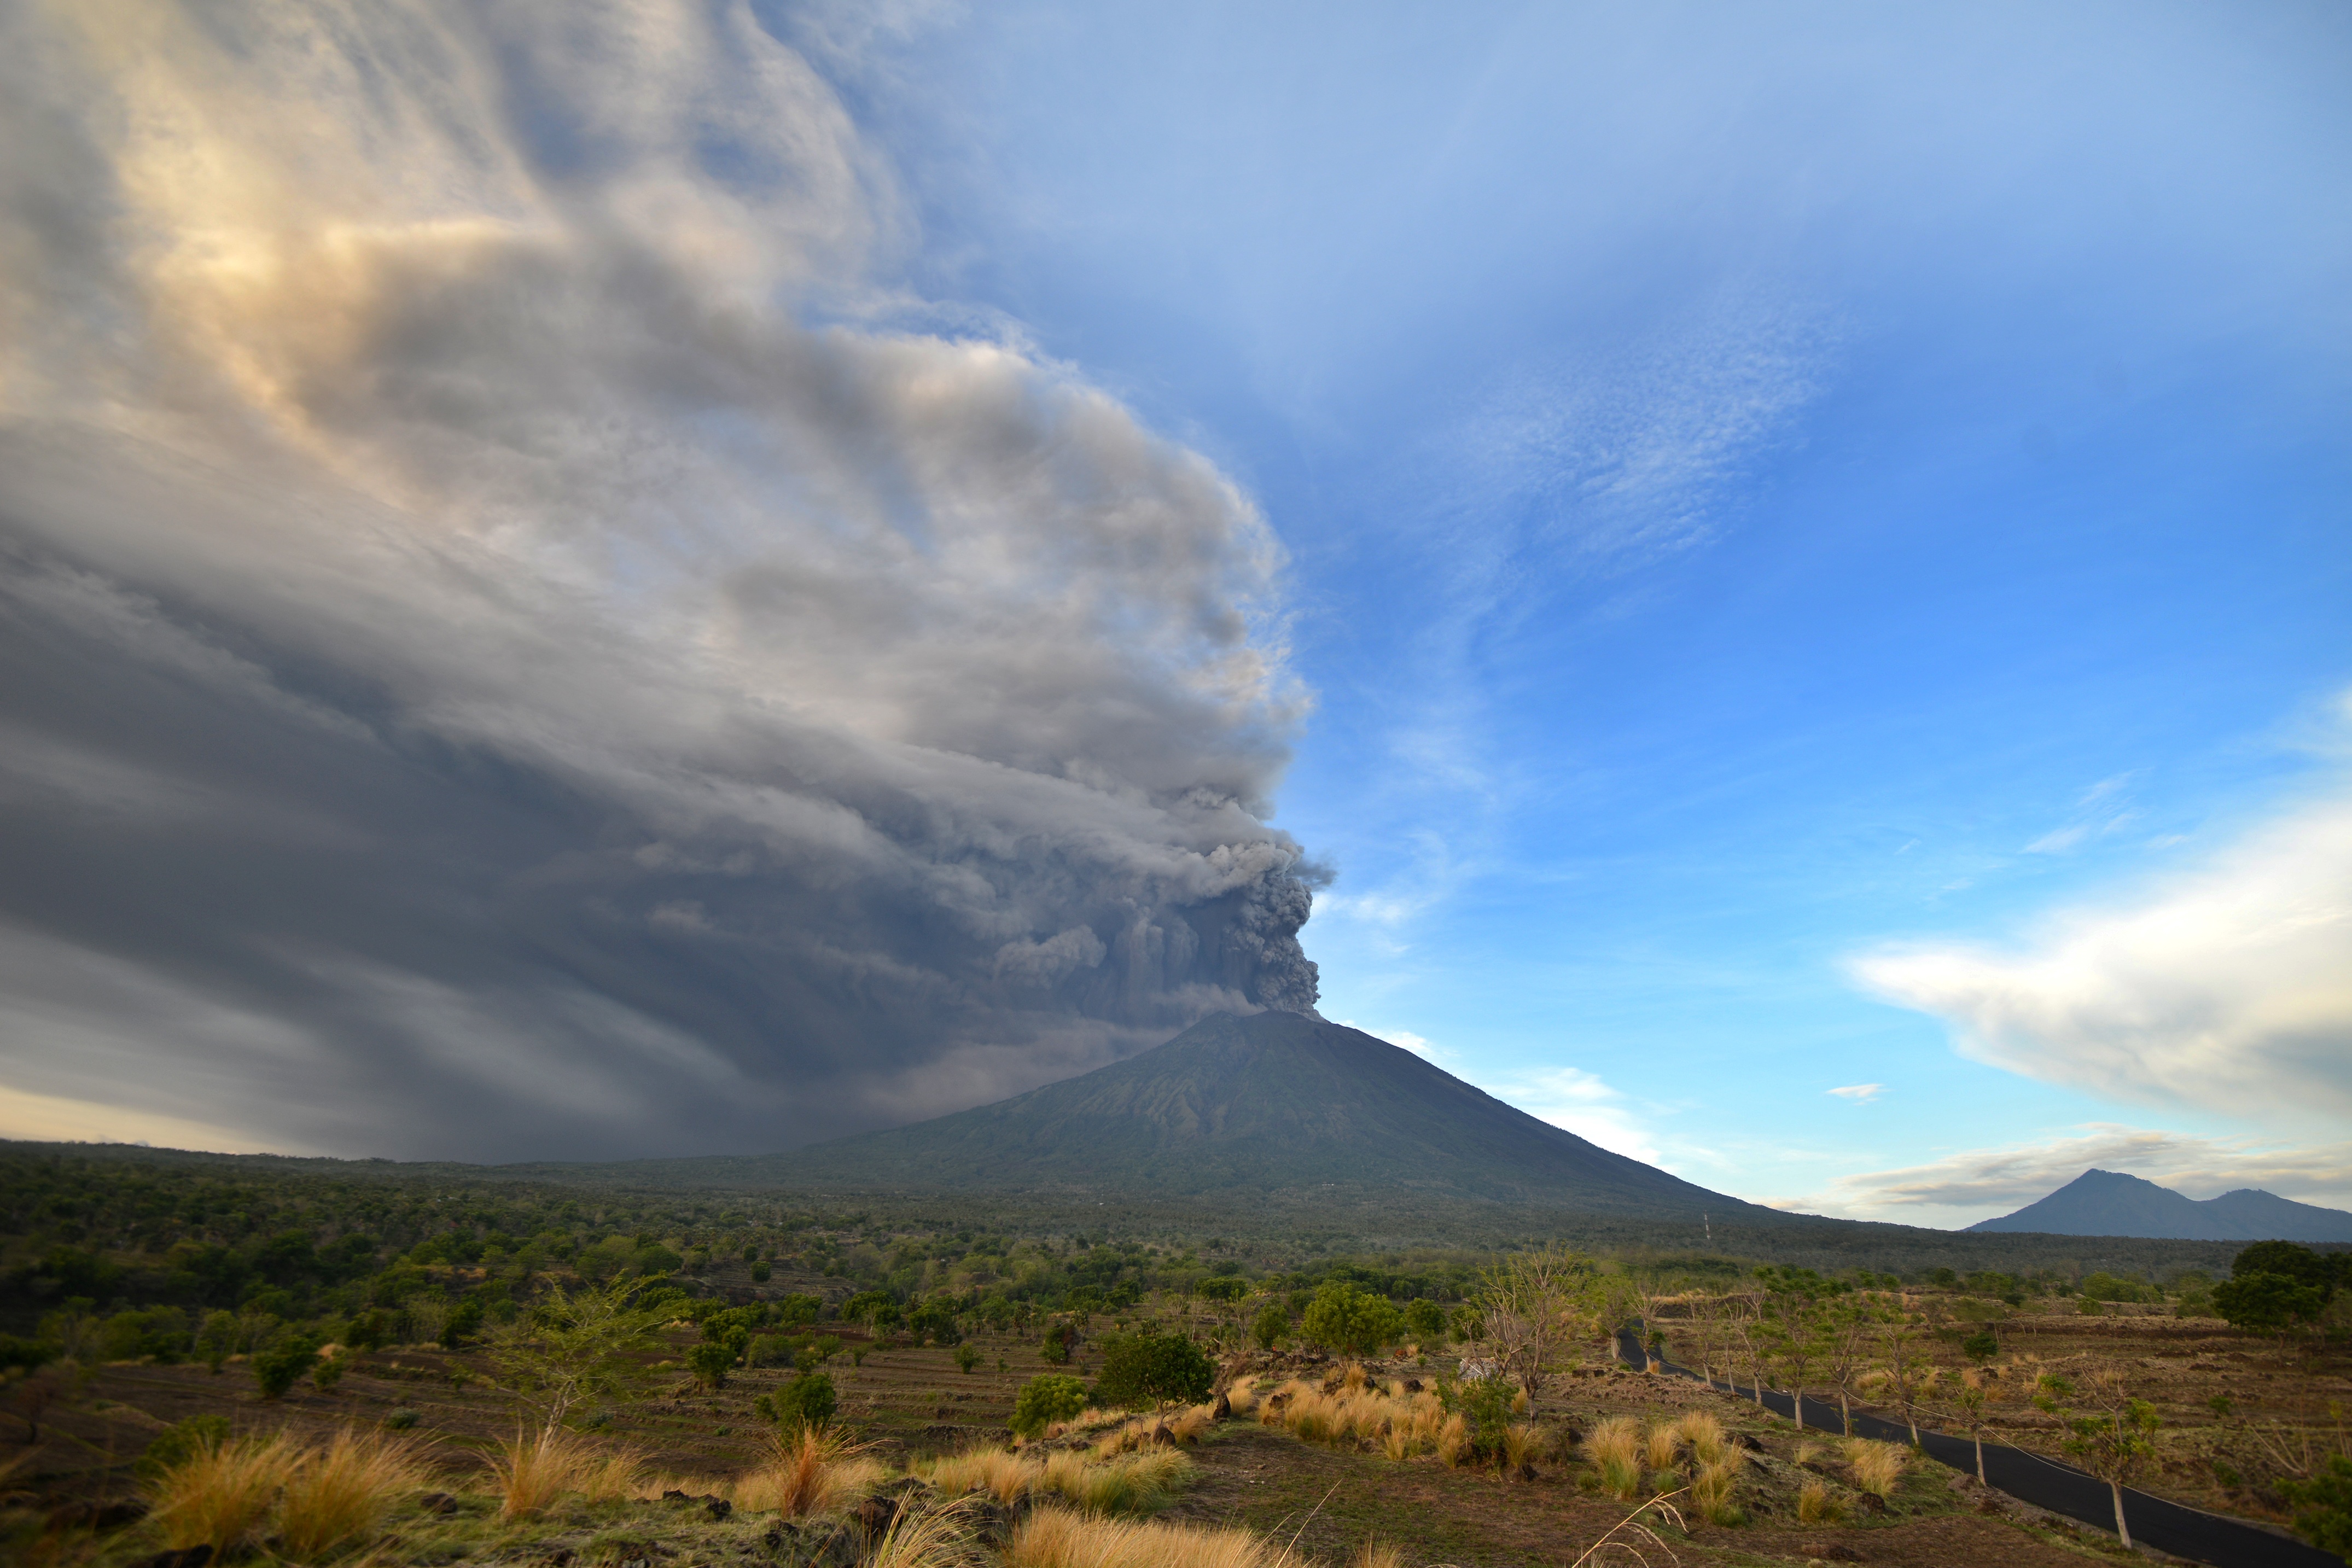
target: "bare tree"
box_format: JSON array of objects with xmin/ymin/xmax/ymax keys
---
[
  {"xmin": 2037, "ymin": 1371, "xmax": 2161, "ymax": 1550},
  {"xmin": 1474, "ymin": 1245, "xmax": 1602, "ymax": 1395}
]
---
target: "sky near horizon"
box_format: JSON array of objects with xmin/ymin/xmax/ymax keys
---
[{"xmin": 0, "ymin": 1, "xmax": 2345, "ymax": 1229}]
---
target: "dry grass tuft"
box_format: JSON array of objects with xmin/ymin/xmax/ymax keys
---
[
  {"xmin": 1844, "ymin": 1438, "xmax": 1908, "ymax": 1499},
  {"xmin": 736, "ymin": 1426, "xmax": 886, "ymax": 1517},
  {"xmin": 1501, "ymin": 1423, "xmax": 1539, "ymax": 1471},
  {"xmin": 1224, "ymin": 1377, "xmax": 1261, "ymax": 1417},
  {"xmin": 489, "ymin": 1425, "xmax": 596, "ymax": 1518},
  {"xmin": 866, "ymin": 1495, "xmax": 980, "ymax": 1568},
  {"xmin": 1009, "ymin": 1505, "xmax": 1287, "ymax": 1568},
  {"xmin": 924, "ymin": 1446, "xmax": 1034, "ymax": 1504},
  {"xmin": 1434, "ymin": 1413, "xmax": 1472, "ymax": 1469},
  {"xmin": 275, "ymin": 1426, "xmax": 426, "ymax": 1560},
  {"xmin": 1340, "ymin": 1362, "xmax": 1369, "ymax": 1393},
  {"xmin": 1673, "ymin": 1411, "xmax": 1727, "ymax": 1467},
  {"xmin": 1796, "ymin": 1480, "xmax": 1844, "ymax": 1524},
  {"xmin": 147, "ymin": 1431, "xmax": 302, "ymax": 1555},
  {"xmin": 1351, "ymin": 1538, "xmax": 1405, "ymax": 1568},
  {"xmin": 580, "ymin": 1447, "xmax": 647, "ymax": 1505},
  {"xmin": 1642, "ymin": 1422, "xmax": 1679, "ymax": 1473},
  {"xmin": 1584, "ymin": 1417, "xmax": 1643, "ymax": 1500},
  {"xmin": 1691, "ymin": 1460, "xmax": 1742, "ymax": 1526}
]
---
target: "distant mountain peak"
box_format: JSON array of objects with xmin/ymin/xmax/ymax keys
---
[{"xmin": 1969, "ymin": 1168, "xmax": 2352, "ymax": 1241}]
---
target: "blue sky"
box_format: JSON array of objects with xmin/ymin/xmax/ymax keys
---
[
  {"xmin": 1, "ymin": 1, "xmax": 2345, "ymax": 1218},
  {"xmin": 813, "ymin": 1, "xmax": 2352, "ymax": 1222}
]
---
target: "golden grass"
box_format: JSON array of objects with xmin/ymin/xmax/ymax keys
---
[
  {"xmin": 735, "ymin": 1426, "xmax": 887, "ymax": 1517},
  {"xmin": 1434, "ymin": 1413, "xmax": 1471, "ymax": 1469},
  {"xmin": 1673, "ymin": 1411, "xmax": 1728, "ymax": 1467},
  {"xmin": 1691, "ymin": 1460, "xmax": 1742, "ymax": 1526},
  {"xmin": 1845, "ymin": 1438, "xmax": 1908, "ymax": 1499},
  {"xmin": 1350, "ymin": 1539, "xmax": 1405, "ymax": 1568},
  {"xmin": 1642, "ymin": 1422, "xmax": 1679, "ymax": 1473},
  {"xmin": 580, "ymin": 1447, "xmax": 647, "ymax": 1505},
  {"xmin": 489, "ymin": 1425, "xmax": 597, "ymax": 1518},
  {"xmin": 1584, "ymin": 1418, "xmax": 1643, "ymax": 1500},
  {"xmin": 1796, "ymin": 1480, "xmax": 1844, "ymax": 1524},
  {"xmin": 1501, "ymin": 1423, "xmax": 1539, "ymax": 1471},
  {"xmin": 1793, "ymin": 1438, "xmax": 1826, "ymax": 1467},
  {"xmin": 274, "ymin": 1426, "xmax": 426, "ymax": 1561},
  {"xmin": 1339, "ymin": 1362, "xmax": 1369, "ymax": 1393},
  {"xmin": 1009, "ymin": 1505, "xmax": 1289, "ymax": 1568},
  {"xmin": 866, "ymin": 1496, "xmax": 980, "ymax": 1568},
  {"xmin": 1037, "ymin": 1448, "xmax": 1192, "ymax": 1514},
  {"xmin": 147, "ymin": 1431, "xmax": 301, "ymax": 1555},
  {"xmin": 1224, "ymin": 1377, "xmax": 1261, "ymax": 1417},
  {"xmin": 923, "ymin": 1445, "xmax": 1035, "ymax": 1504}
]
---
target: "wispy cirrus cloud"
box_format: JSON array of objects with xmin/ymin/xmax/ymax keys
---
[{"xmin": 1827, "ymin": 1083, "xmax": 1884, "ymax": 1103}]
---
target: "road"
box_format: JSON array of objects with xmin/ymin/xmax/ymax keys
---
[{"xmin": 1611, "ymin": 1327, "xmax": 2340, "ymax": 1567}]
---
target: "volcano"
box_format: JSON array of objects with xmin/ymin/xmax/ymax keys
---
[{"xmin": 763, "ymin": 1010, "xmax": 1784, "ymax": 1220}]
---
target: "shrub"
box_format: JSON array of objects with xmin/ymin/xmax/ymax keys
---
[
  {"xmin": 1403, "ymin": 1298, "xmax": 1447, "ymax": 1342},
  {"xmin": 771, "ymin": 1371, "xmax": 837, "ymax": 1432},
  {"xmin": 775, "ymin": 1293, "xmax": 823, "ymax": 1327},
  {"xmin": 1014, "ymin": 1374, "xmax": 1091, "ymax": 1438},
  {"xmin": 1041, "ymin": 1320, "xmax": 1078, "ymax": 1365},
  {"xmin": 955, "ymin": 1343, "xmax": 982, "ymax": 1374},
  {"xmin": 384, "ymin": 1408, "xmax": 419, "ymax": 1430},
  {"xmin": 1960, "ymin": 1328, "xmax": 2000, "ymax": 1362},
  {"xmin": 440, "ymin": 1297, "xmax": 485, "ymax": 1348},
  {"xmin": 1302, "ymin": 1283, "xmax": 1404, "ymax": 1357},
  {"xmin": 1095, "ymin": 1330, "xmax": 1214, "ymax": 1410},
  {"xmin": 2279, "ymin": 1454, "xmax": 2352, "ymax": 1554},
  {"xmin": 252, "ymin": 1332, "xmax": 321, "ymax": 1399},
  {"xmin": 1249, "ymin": 1304, "xmax": 1288, "ymax": 1351},
  {"xmin": 746, "ymin": 1332, "xmax": 797, "ymax": 1368},
  {"xmin": 312, "ymin": 1351, "xmax": 346, "ymax": 1392},
  {"xmin": 750, "ymin": 1261, "xmax": 772, "ymax": 1283},
  {"xmin": 686, "ymin": 1342, "xmax": 736, "ymax": 1390}
]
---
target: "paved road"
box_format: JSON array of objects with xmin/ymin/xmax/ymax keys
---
[{"xmin": 1611, "ymin": 1327, "xmax": 2341, "ymax": 1567}]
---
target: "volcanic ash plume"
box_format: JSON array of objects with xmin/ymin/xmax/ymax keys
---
[{"xmin": 0, "ymin": 0, "xmax": 1316, "ymax": 1159}]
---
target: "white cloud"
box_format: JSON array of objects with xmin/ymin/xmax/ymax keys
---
[
  {"xmin": 1504, "ymin": 1065, "xmax": 1664, "ymax": 1167},
  {"xmin": 1852, "ymin": 779, "xmax": 2352, "ymax": 1127},
  {"xmin": 1801, "ymin": 1123, "xmax": 2352, "ymax": 1225},
  {"xmin": 1826, "ymin": 1083, "xmax": 1884, "ymax": 1103}
]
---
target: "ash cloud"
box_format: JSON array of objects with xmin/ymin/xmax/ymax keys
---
[{"xmin": 0, "ymin": 0, "xmax": 1317, "ymax": 1160}]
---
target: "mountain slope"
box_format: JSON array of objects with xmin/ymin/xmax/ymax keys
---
[
  {"xmin": 759, "ymin": 1010, "xmax": 1783, "ymax": 1219},
  {"xmin": 1967, "ymin": 1169, "xmax": 2352, "ymax": 1240}
]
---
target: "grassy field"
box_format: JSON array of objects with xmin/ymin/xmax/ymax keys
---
[{"xmin": 12, "ymin": 1291, "xmax": 2347, "ymax": 1566}]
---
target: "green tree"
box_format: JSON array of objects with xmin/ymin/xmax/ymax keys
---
[
  {"xmin": 1404, "ymin": 1298, "xmax": 1447, "ymax": 1343},
  {"xmin": 1302, "ymin": 1283, "xmax": 1405, "ymax": 1357},
  {"xmin": 1010, "ymin": 1373, "xmax": 1089, "ymax": 1438},
  {"xmin": 481, "ymin": 1274, "xmax": 669, "ymax": 1425},
  {"xmin": 1094, "ymin": 1328, "xmax": 1214, "ymax": 1410},
  {"xmin": 686, "ymin": 1341, "xmax": 735, "ymax": 1390},
  {"xmin": 1250, "ymin": 1303, "xmax": 1289, "ymax": 1351}
]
